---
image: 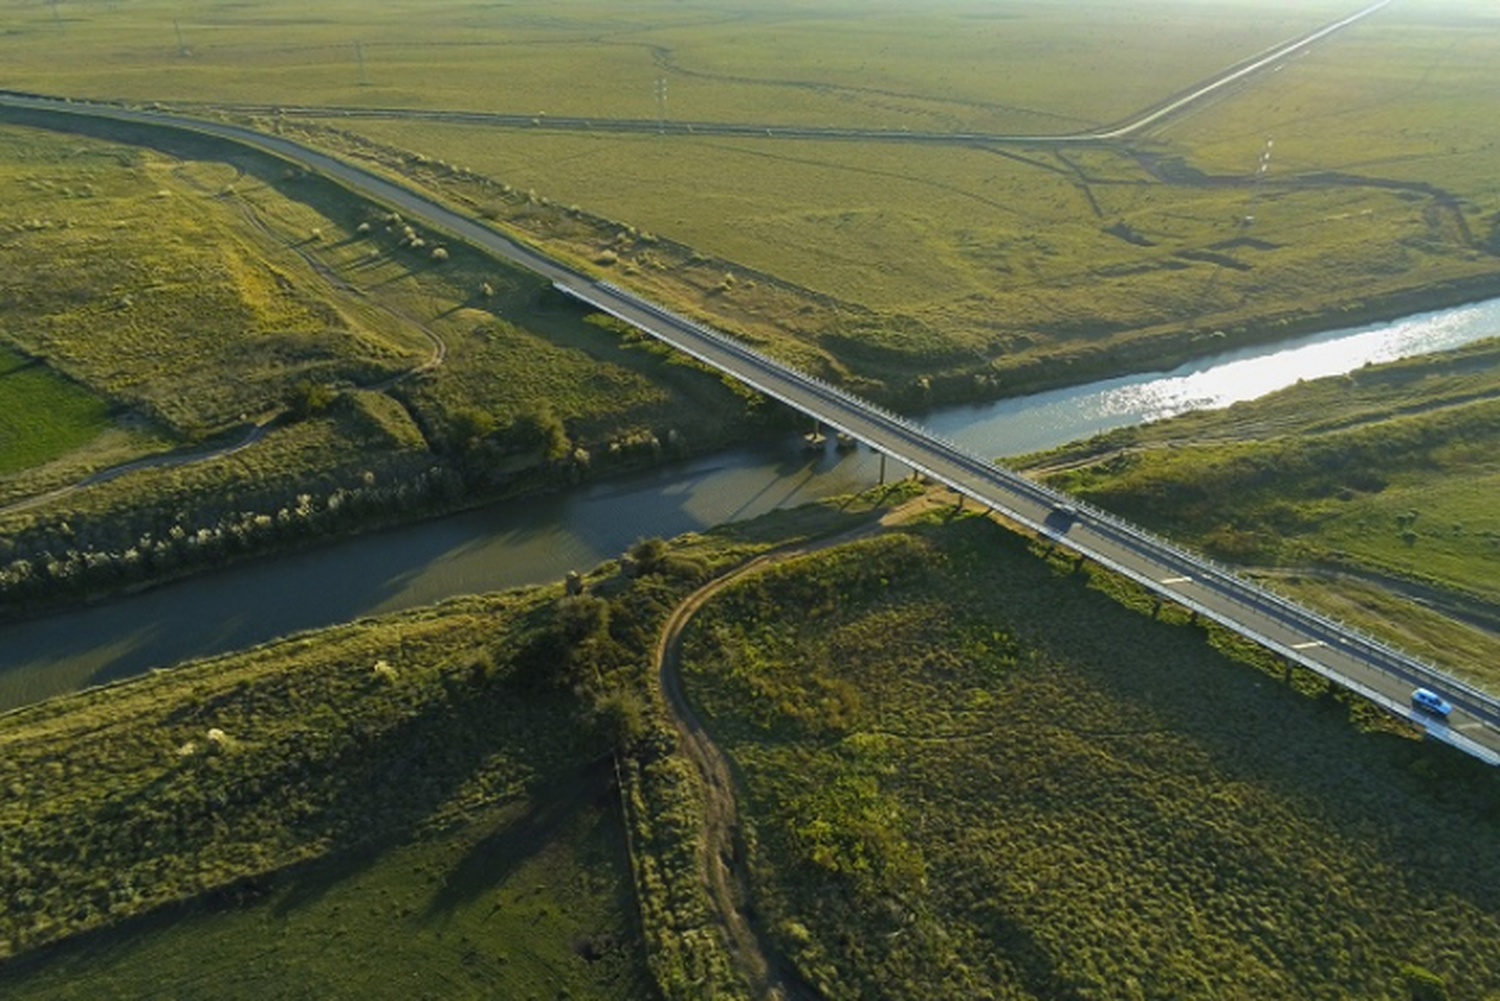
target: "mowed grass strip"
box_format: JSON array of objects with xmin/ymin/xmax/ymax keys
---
[
  {"xmin": 0, "ymin": 348, "xmax": 111, "ymax": 476},
  {"xmin": 680, "ymin": 515, "xmax": 1500, "ymax": 999}
]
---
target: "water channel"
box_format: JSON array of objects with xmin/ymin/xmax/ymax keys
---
[{"xmin": 3, "ymin": 297, "xmax": 1497, "ymax": 711}]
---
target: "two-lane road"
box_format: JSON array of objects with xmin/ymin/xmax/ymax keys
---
[{"xmin": 111, "ymin": 1, "xmax": 1391, "ymax": 150}]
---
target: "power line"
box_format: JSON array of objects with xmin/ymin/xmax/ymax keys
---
[{"xmin": 1242, "ymin": 136, "xmax": 1274, "ymax": 230}]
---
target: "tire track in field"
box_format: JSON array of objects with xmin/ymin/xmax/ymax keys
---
[
  {"xmin": 171, "ymin": 162, "xmax": 449, "ymax": 377},
  {"xmin": 652, "ymin": 495, "xmax": 941, "ymax": 1000},
  {"xmin": 0, "ymin": 161, "xmax": 450, "ymax": 518}
]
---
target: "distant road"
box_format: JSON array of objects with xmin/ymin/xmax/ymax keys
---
[{"xmin": 0, "ymin": 2, "xmax": 1390, "ymax": 149}]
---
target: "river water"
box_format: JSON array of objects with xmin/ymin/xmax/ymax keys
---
[{"xmin": 3, "ymin": 298, "xmax": 1497, "ymax": 711}]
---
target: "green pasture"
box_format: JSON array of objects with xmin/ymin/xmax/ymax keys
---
[
  {"xmin": 680, "ymin": 515, "xmax": 1500, "ymax": 998},
  {"xmin": 8, "ymin": 1, "xmax": 1499, "ymax": 400},
  {"xmin": 0, "ymin": 122, "xmax": 424, "ymax": 437},
  {"xmin": 0, "ymin": 348, "xmax": 110, "ymax": 476},
  {"xmin": 0, "ymin": 1, "xmax": 1349, "ymax": 129},
  {"xmin": 0, "ymin": 115, "xmax": 755, "ymax": 452},
  {"xmin": 338, "ymin": 119, "xmax": 1483, "ymax": 354},
  {"xmin": 288, "ymin": 0, "xmax": 1500, "ymax": 395}
]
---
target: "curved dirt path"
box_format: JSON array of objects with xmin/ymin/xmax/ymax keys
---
[
  {"xmin": 652, "ymin": 495, "xmax": 942, "ymax": 1000},
  {"xmin": 0, "ymin": 417, "xmax": 276, "ymax": 518}
]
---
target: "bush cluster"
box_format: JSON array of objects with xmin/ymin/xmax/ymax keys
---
[{"xmin": 0, "ymin": 466, "xmax": 465, "ymax": 609}]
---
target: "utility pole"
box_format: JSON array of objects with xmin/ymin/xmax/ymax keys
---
[
  {"xmin": 355, "ymin": 41, "xmax": 370, "ymax": 87},
  {"xmin": 655, "ymin": 76, "xmax": 667, "ymax": 134},
  {"xmin": 1200, "ymin": 136, "xmax": 1273, "ymax": 314},
  {"xmin": 174, "ymin": 19, "xmax": 190, "ymax": 57},
  {"xmin": 1242, "ymin": 136, "xmax": 1273, "ymax": 230}
]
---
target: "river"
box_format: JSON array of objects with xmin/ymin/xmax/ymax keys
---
[{"xmin": 2, "ymin": 297, "xmax": 1497, "ymax": 711}]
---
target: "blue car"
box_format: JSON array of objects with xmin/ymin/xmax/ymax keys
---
[{"xmin": 1411, "ymin": 688, "xmax": 1453, "ymax": 719}]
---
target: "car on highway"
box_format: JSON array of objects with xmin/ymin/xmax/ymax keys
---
[{"xmin": 1411, "ymin": 687, "xmax": 1453, "ymax": 719}]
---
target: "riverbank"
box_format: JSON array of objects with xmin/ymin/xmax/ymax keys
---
[
  {"xmin": 5, "ymin": 95, "xmax": 1498, "ymax": 645},
  {"xmin": 1020, "ymin": 336, "xmax": 1500, "ymax": 691},
  {"xmin": 0, "ymin": 401, "xmax": 797, "ymax": 628},
  {"xmin": 0, "ymin": 575, "xmax": 653, "ymax": 997},
  {"xmin": 0, "ymin": 482, "xmax": 905, "ymax": 997},
  {"xmin": 4, "ymin": 293, "xmax": 1498, "ymax": 712},
  {"xmin": 944, "ymin": 271, "xmax": 1500, "ymax": 411}
]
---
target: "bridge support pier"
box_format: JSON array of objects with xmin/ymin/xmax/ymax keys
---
[{"xmin": 878, "ymin": 452, "xmax": 887, "ymax": 485}]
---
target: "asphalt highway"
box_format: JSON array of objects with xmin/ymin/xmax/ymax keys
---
[{"xmin": 2, "ymin": 74, "xmax": 1495, "ymax": 766}]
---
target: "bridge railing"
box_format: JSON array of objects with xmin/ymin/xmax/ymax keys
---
[{"xmin": 577, "ymin": 279, "xmax": 1498, "ymax": 726}]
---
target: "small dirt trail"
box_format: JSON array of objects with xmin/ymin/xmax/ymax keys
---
[
  {"xmin": 652, "ymin": 495, "xmax": 942, "ymax": 1000},
  {"xmin": 0, "ymin": 418, "xmax": 276, "ymax": 518},
  {"xmin": 209, "ymin": 173, "xmax": 448, "ymax": 378}
]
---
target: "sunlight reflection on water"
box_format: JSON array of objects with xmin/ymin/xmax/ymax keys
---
[{"xmin": 929, "ymin": 301, "xmax": 1499, "ymax": 457}]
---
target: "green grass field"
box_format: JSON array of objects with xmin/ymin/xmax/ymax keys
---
[
  {"xmin": 0, "ymin": 114, "xmax": 777, "ymax": 610},
  {"xmin": 0, "ymin": 347, "xmax": 110, "ymax": 476},
  {"xmin": 304, "ymin": 0, "xmax": 1500, "ymax": 400},
  {"xmin": 0, "ymin": 123, "xmax": 425, "ymax": 437},
  {"xmin": 680, "ymin": 514, "xmax": 1500, "ymax": 998},
  {"xmin": 0, "ymin": 114, "xmax": 758, "ymax": 456},
  {"xmin": 1021, "ymin": 337, "xmax": 1500, "ymax": 688},
  {"xmin": 0, "ymin": 1, "xmax": 1347, "ymax": 127},
  {"xmin": 6, "ymin": 1, "xmax": 1499, "ymax": 402}
]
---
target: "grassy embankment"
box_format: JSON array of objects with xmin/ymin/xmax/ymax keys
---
[
  {"xmin": 680, "ymin": 510, "xmax": 1500, "ymax": 999},
  {"xmin": 6, "ymin": 1, "xmax": 1499, "ymax": 403},
  {"xmin": 0, "ymin": 116, "xmax": 768, "ymax": 614},
  {"xmin": 0, "ymin": 577, "xmax": 652, "ymax": 998},
  {"xmin": 0, "ymin": 483, "xmax": 906, "ymax": 998},
  {"xmin": 1019, "ymin": 337, "xmax": 1500, "ymax": 691}
]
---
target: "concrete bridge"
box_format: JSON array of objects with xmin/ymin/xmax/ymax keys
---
[{"xmin": 3, "ymin": 74, "xmax": 1496, "ymax": 766}]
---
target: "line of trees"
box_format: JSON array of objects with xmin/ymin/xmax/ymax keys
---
[{"xmin": 0, "ymin": 466, "xmax": 467, "ymax": 608}]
